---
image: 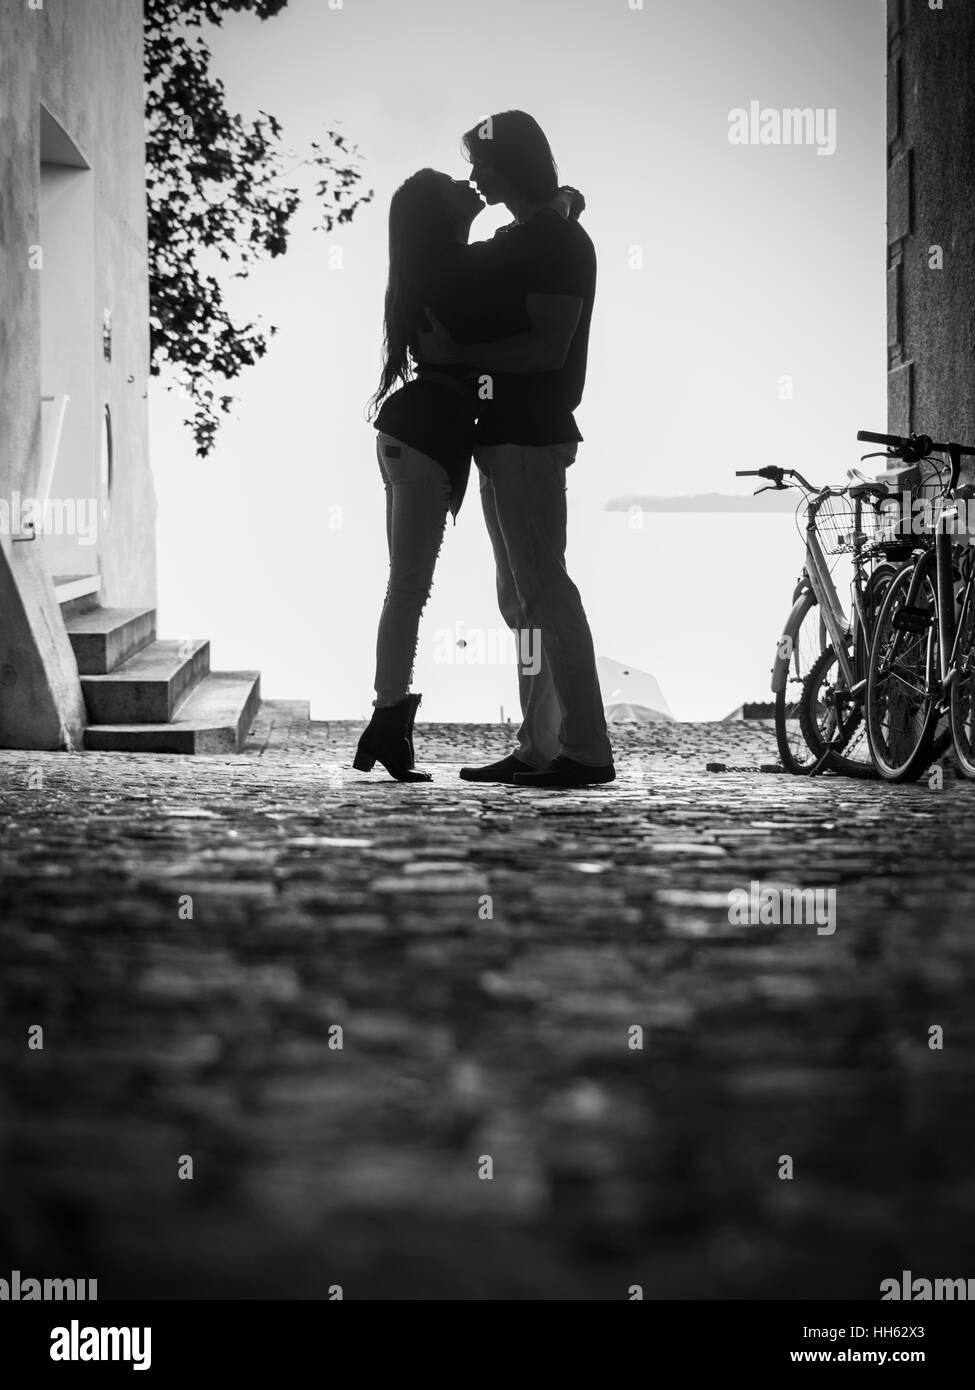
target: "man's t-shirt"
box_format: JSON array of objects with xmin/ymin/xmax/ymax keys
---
[
  {"xmin": 373, "ymin": 213, "xmax": 596, "ymax": 507},
  {"xmin": 468, "ymin": 209, "xmax": 597, "ymax": 448}
]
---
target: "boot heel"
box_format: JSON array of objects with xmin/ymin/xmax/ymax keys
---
[{"xmin": 353, "ymin": 748, "xmax": 376, "ymax": 772}]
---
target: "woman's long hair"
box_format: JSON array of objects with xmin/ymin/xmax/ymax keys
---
[{"xmin": 368, "ymin": 170, "xmax": 455, "ymax": 419}]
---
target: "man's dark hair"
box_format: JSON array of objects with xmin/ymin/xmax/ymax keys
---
[{"xmin": 462, "ymin": 110, "xmax": 559, "ymax": 202}]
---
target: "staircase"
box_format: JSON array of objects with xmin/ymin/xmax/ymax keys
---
[{"xmin": 56, "ymin": 579, "xmax": 261, "ymax": 754}]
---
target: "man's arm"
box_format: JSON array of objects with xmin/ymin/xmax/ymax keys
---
[{"xmin": 418, "ymin": 293, "xmax": 583, "ymax": 374}]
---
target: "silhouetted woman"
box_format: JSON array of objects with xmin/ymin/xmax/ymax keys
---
[
  {"xmin": 356, "ymin": 170, "xmax": 580, "ymax": 782},
  {"xmin": 354, "ymin": 169, "xmax": 485, "ymax": 782}
]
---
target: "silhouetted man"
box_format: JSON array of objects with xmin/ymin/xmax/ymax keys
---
[{"xmin": 419, "ymin": 110, "xmax": 615, "ymax": 788}]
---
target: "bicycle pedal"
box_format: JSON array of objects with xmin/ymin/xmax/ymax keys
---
[{"xmin": 892, "ymin": 606, "xmax": 933, "ymax": 634}]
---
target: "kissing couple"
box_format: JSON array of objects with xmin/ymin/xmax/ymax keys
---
[{"xmin": 355, "ymin": 110, "xmax": 615, "ymax": 790}]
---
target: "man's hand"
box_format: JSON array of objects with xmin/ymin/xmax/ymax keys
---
[{"xmin": 416, "ymin": 309, "xmax": 458, "ymax": 365}]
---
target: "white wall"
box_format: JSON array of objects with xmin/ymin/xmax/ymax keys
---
[{"xmin": 39, "ymin": 153, "xmax": 97, "ymax": 578}]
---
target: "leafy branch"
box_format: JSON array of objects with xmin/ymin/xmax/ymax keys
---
[{"xmin": 144, "ymin": 0, "xmax": 372, "ymax": 455}]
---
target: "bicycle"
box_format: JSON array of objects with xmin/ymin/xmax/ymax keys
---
[
  {"xmin": 863, "ymin": 429, "xmax": 975, "ymax": 782},
  {"xmin": 738, "ymin": 462, "xmax": 902, "ymax": 777}
]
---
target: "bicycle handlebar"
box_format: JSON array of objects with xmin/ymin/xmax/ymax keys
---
[
  {"xmin": 736, "ymin": 465, "xmax": 819, "ymax": 493},
  {"xmin": 856, "ymin": 428, "xmax": 975, "ymax": 456},
  {"xmin": 857, "ymin": 429, "xmax": 975, "ymax": 493},
  {"xmin": 857, "ymin": 429, "xmax": 917, "ymax": 450}
]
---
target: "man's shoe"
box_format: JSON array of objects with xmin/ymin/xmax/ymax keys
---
[
  {"xmin": 512, "ymin": 755, "xmax": 616, "ymax": 788},
  {"xmin": 459, "ymin": 753, "xmax": 535, "ymax": 784}
]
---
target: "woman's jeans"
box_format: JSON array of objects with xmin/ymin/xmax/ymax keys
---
[{"xmin": 373, "ymin": 432, "xmax": 452, "ymax": 708}]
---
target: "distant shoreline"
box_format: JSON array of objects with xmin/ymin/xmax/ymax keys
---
[{"xmin": 605, "ymin": 493, "xmax": 799, "ymax": 514}]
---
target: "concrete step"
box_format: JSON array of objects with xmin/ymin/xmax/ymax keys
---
[
  {"xmin": 55, "ymin": 573, "xmax": 101, "ymax": 619},
  {"xmin": 84, "ymin": 672, "xmax": 262, "ymax": 754},
  {"xmin": 81, "ymin": 639, "xmax": 210, "ymax": 725},
  {"xmin": 243, "ymin": 700, "xmax": 312, "ymax": 753},
  {"xmin": 64, "ymin": 607, "xmax": 157, "ymax": 675}
]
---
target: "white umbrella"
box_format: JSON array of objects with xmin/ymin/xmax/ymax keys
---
[
  {"xmin": 605, "ymin": 701, "xmax": 673, "ymax": 725},
  {"xmin": 597, "ymin": 656, "xmax": 674, "ymax": 720}
]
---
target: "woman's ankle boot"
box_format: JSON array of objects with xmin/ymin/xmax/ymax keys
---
[
  {"xmin": 403, "ymin": 693, "xmax": 422, "ymax": 768},
  {"xmin": 353, "ymin": 694, "xmax": 432, "ymax": 782}
]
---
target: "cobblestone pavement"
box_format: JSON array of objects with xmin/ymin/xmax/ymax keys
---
[{"xmin": 1, "ymin": 717, "xmax": 974, "ymax": 1300}]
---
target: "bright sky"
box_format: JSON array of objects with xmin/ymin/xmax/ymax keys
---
[{"xmin": 150, "ymin": 0, "xmax": 887, "ymax": 723}]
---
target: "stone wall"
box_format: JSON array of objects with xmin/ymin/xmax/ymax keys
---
[{"xmin": 887, "ymin": 0, "xmax": 975, "ymax": 456}]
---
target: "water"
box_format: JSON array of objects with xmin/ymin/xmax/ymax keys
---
[
  {"xmin": 157, "ymin": 445, "xmax": 815, "ymax": 724},
  {"xmin": 388, "ymin": 504, "xmax": 809, "ymax": 724}
]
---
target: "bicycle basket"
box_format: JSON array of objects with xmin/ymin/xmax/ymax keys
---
[{"xmin": 809, "ymin": 492, "xmax": 882, "ymax": 556}]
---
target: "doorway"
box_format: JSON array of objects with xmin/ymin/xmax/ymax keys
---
[{"xmin": 39, "ymin": 104, "xmax": 97, "ymax": 580}]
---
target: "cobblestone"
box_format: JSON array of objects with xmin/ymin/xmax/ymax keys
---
[{"xmin": 1, "ymin": 718, "xmax": 974, "ymax": 1299}]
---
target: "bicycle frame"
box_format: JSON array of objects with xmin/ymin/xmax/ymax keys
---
[
  {"xmin": 882, "ymin": 445, "xmax": 975, "ymax": 710},
  {"xmin": 771, "ymin": 497, "xmax": 865, "ymax": 697},
  {"xmin": 802, "ymin": 520, "xmax": 857, "ymax": 688},
  {"xmin": 772, "ymin": 487, "xmax": 892, "ymax": 716},
  {"xmin": 930, "ymin": 445, "xmax": 973, "ymax": 700},
  {"xmin": 932, "ymin": 530, "xmax": 974, "ymax": 707},
  {"xmin": 750, "ymin": 463, "xmax": 897, "ymax": 724}
]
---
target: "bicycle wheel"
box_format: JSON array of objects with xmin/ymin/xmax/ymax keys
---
[
  {"xmin": 865, "ymin": 552, "xmax": 939, "ymax": 782},
  {"xmin": 797, "ymin": 562, "xmax": 899, "ymax": 777},
  {"xmin": 949, "ymin": 573, "xmax": 975, "ymax": 778},
  {"xmin": 774, "ymin": 591, "xmax": 828, "ymax": 774},
  {"xmin": 800, "ymin": 644, "xmax": 874, "ymax": 776}
]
